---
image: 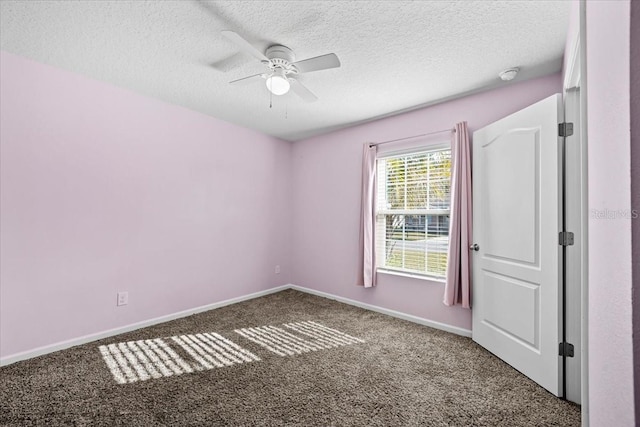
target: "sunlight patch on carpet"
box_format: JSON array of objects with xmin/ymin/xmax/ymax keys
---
[
  {"xmin": 236, "ymin": 321, "xmax": 365, "ymax": 356},
  {"xmin": 99, "ymin": 333, "xmax": 260, "ymax": 384},
  {"xmin": 99, "ymin": 338, "xmax": 194, "ymax": 384},
  {"xmin": 99, "ymin": 322, "xmax": 363, "ymax": 383},
  {"xmin": 170, "ymin": 333, "xmax": 261, "ymax": 369}
]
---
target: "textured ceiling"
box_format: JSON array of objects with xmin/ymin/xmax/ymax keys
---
[{"xmin": 0, "ymin": 1, "xmax": 570, "ymax": 141}]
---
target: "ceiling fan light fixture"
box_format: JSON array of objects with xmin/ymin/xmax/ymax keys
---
[{"xmin": 266, "ymin": 69, "xmax": 290, "ymax": 95}]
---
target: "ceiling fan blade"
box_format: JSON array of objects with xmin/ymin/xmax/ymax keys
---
[
  {"xmin": 221, "ymin": 30, "xmax": 268, "ymax": 61},
  {"xmin": 290, "ymin": 79, "xmax": 318, "ymax": 102},
  {"xmin": 229, "ymin": 73, "xmax": 265, "ymax": 85},
  {"xmin": 208, "ymin": 52, "xmax": 248, "ymax": 73},
  {"xmin": 292, "ymin": 53, "xmax": 340, "ymax": 74}
]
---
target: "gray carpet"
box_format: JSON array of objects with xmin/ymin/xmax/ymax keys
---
[{"xmin": 0, "ymin": 289, "xmax": 580, "ymax": 426}]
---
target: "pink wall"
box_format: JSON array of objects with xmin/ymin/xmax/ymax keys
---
[
  {"xmin": 585, "ymin": 1, "xmax": 635, "ymax": 425},
  {"xmin": 0, "ymin": 51, "xmax": 292, "ymax": 359},
  {"xmin": 290, "ymin": 74, "xmax": 562, "ymax": 332}
]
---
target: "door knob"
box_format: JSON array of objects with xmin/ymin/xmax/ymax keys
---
[{"xmin": 469, "ymin": 243, "xmax": 479, "ymax": 251}]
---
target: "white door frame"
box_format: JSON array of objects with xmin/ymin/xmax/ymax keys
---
[
  {"xmin": 563, "ymin": 3, "xmax": 589, "ymax": 421},
  {"xmin": 563, "ymin": 69, "xmax": 582, "ymax": 404}
]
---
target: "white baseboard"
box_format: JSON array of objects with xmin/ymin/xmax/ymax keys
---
[
  {"xmin": 1, "ymin": 283, "xmax": 471, "ymax": 366},
  {"xmin": 287, "ymin": 284, "xmax": 472, "ymax": 338},
  {"xmin": 0, "ymin": 285, "xmax": 290, "ymax": 367}
]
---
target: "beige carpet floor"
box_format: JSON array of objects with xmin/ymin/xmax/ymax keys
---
[{"xmin": 0, "ymin": 289, "xmax": 580, "ymax": 426}]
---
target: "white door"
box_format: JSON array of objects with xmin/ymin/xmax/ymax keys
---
[{"xmin": 472, "ymin": 94, "xmax": 562, "ymax": 396}]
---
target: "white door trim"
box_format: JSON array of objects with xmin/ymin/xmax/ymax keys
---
[
  {"xmin": 563, "ymin": 86, "xmax": 582, "ymax": 403},
  {"xmin": 563, "ymin": 4, "xmax": 589, "ymax": 422}
]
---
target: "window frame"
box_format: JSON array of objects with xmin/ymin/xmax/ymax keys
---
[{"xmin": 375, "ymin": 140, "xmax": 452, "ymax": 280}]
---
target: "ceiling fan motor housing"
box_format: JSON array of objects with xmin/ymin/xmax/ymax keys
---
[
  {"xmin": 264, "ymin": 46, "xmax": 298, "ymax": 76},
  {"xmin": 265, "ymin": 45, "xmax": 295, "ymax": 62}
]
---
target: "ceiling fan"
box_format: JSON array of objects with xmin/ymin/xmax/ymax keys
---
[{"xmin": 221, "ymin": 30, "xmax": 341, "ymax": 102}]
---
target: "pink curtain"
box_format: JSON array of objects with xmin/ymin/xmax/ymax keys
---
[
  {"xmin": 357, "ymin": 143, "xmax": 377, "ymax": 287},
  {"xmin": 444, "ymin": 122, "xmax": 472, "ymax": 308}
]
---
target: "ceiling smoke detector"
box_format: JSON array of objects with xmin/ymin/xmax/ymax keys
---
[{"xmin": 499, "ymin": 68, "xmax": 519, "ymax": 81}]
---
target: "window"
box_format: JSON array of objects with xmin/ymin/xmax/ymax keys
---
[{"xmin": 376, "ymin": 147, "xmax": 451, "ymax": 278}]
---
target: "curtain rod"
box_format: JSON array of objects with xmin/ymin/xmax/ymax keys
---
[{"xmin": 369, "ymin": 127, "xmax": 455, "ymax": 147}]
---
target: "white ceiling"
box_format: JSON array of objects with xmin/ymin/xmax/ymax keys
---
[{"xmin": 0, "ymin": 1, "xmax": 570, "ymax": 141}]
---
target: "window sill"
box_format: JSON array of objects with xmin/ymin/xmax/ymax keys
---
[{"xmin": 377, "ymin": 269, "xmax": 446, "ymax": 284}]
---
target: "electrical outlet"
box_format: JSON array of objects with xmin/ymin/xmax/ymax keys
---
[
  {"xmin": 117, "ymin": 291, "xmax": 128, "ymax": 306},
  {"xmin": 275, "ymin": 265, "xmax": 281, "ymax": 274}
]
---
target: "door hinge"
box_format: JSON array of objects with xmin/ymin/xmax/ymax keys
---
[
  {"xmin": 559, "ymin": 231, "xmax": 574, "ymax": 246},
  {"xmin": 559, "ymin": 342, "xmax": 575, "ymax": 357},
  {"xmin": 559, "ymin": 122, "xmax": 574, "ymax": 137}
]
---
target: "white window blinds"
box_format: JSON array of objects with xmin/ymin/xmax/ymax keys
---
[{"xmin": 376, "ymin": 148, "xmax": 452, "ymax": 278}]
